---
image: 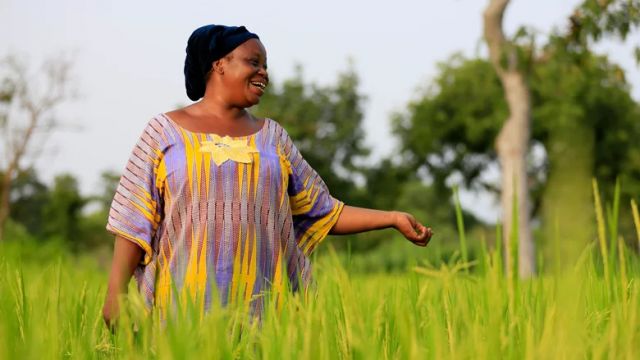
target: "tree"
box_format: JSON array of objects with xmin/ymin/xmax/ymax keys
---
[
  {"xmin": 0, "ymin": 56, "xmax": 73, "ymax": 241},
  {"xmin": 253, "ymin": 64, "xmax": 370, "ymax": 205},
  {"xmin": 393, "ymin": 31, "xmax": 639, "ymax": 272},
  {"xmin": 540, "ymin": 0, "xmax": 640, "ymax": 264},
  {"xmin": 43, "ymin": 174, "xmax": 85, "ymax": 248},
  {"xmin": 563, "ymin": 0, "xmax": 640, "ymax": 59},
  {"xmin": 93, "ymin": 170, "xmax": 121, "ymax": 213},
  {"xmin": 77, "ymin": 170, "xmax": 121, "ymax": 251},
  {"xmin": 481, "ymin": 0, "xmax": 639, "ymax": 276},
  {"xmin": 253, "ymin": 65, "xmax": 469, "ymax": 256},
  {"xmin": 533, "ymin": 51, "xmax": 640, "ymax": 266},
  {"xmin": 3, "ymin": 168, "xmax": 49, "ymax": 238},
  {"xmin": 392, "ymin": 56, "xmax": 507, "ymax": 197},
  {"xmin": 483, "ymin": 0, "xmax": 536, "ymax": 278}
]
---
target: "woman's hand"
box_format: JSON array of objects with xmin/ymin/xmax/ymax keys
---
[
  {"xmin": 102, "ymin": 294, "xmax": 120, "ymax": 331},
  {"xmin": 103, "ymin": 236, "xmax": 144, "ymax": 330},
  {"xmin": 331, "ymin": 206, "xmax": 432, "ymax": 247},
  {"xmin": 392, "ymin": 211, "xmax": 433, "ymax": 247}
]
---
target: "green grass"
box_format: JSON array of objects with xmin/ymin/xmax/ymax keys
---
[
  {"xmin": 1, "ymin": 246, "xmax": 638, "ymax": 359},
  {"xmin": 1, "ymin": 189, "xmax": 639, "ymax": 359}
]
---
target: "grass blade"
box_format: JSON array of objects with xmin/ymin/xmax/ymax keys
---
[
  {"xmin": 631, "ymin": 199, "xmax": 640, "ymax": 252},
  {"xmin": 592, "ymin": 179, "xmax": 610, "ymax": 282},
  {"xmin": 453, "ymin": 186, "xmax": 468, "ymax": 273}
]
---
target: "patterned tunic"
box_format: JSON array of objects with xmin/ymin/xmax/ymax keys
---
[{"xmin": 107, "ymin": 114, "xmax": 344, "ymax": 314}]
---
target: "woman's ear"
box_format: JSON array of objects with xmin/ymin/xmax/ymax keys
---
[{"xmin": 212, "ymin": 59, "xmax": 224, "ymax": 75}]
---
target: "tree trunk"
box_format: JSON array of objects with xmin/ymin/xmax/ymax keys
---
[
  {"xmin": 496, "ymin": 74, "xmax": 535, "ymax": 277},
  {"xmin": 542, "ymin": 116, "xmax": 594, "ymax": 271},
  {"xmin": 0, "ymin": 56, "xmax": 73, "ymax": 241},
  {"xmin": 484, "ymin": 0, "xmax": 536, "ymax": 277},
  {"xmin": 0, "ymin": 164, "xmax": 12, "ymax": 242},
  {"xmin": 0, "ymin": 108, "xmax": 41, "ymax": 242}
]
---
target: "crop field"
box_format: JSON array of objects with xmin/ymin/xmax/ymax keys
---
[{"xmin": 1, "ymin": 196, "xmax": 639, "ymax": 359}]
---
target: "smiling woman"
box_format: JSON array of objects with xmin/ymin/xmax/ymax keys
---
[
  {"xmin": 205, "ymin": 38, "xmax": 269, "ymax": 108},
  {"xmin": 102, "ymin": 23, "xmax": 432, "ymax": 328}
]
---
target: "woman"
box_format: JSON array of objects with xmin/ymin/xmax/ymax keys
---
[{"xmin": 103, "ymin": 24, "xmax": 432, "ymax": 326}]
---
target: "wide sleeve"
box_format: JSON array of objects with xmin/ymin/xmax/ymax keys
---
[
  {"xmin": 279, "ymin": 127, "xmax": 344, "ymax": 255},
  {"xmin": 106, "ymin": 121, "xmax": 165, "ymax": 265}
]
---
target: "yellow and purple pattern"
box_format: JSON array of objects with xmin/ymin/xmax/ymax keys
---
[{"xmin": 107, "ymin": 114, "xmax": 344, "ymax": 314}]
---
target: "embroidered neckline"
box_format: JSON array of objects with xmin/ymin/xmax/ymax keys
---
[
  {"xmin": 161, "ymin": 113, "xmax": 270, "ymax": 139},
  {"xmin": 199, "ymin": 134, "xmax": 259, "ymax": 165}
]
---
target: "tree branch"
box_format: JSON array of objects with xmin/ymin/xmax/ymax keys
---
[
  {"xmin": 0, "ymin": 55, "xmax": 74, "ymax": 241},
  {"xmin": 483, "ymin": 0, "xmax": 510, "ymax": 74}
]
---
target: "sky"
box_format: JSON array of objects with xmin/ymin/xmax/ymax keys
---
[{"xmin": 1, "ymin": 0, "xmax": 638, "ymax": 223}]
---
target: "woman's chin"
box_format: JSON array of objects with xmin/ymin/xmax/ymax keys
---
[{"xmin": 243, "ymin": 95, "xmax": 261, "ymax": 107}]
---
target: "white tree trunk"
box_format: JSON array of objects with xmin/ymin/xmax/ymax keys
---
[
  {"xmin": 496, "ymin": 74, "xmax": 535, "ymax": 277},
  {"xmin": 484, "ymin": 0, "xmax": 536, "ymax": 277}
]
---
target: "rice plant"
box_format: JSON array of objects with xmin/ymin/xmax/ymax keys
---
[{"xmin": 1, "ymin": 185, "xmax": 639, "ymax": 359}]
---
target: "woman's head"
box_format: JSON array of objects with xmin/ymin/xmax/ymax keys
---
[{"xmin": 184, "ymin": 24, "xmax": 268, "ymax": 107}]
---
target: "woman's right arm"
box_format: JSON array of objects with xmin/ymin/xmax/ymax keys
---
[{"xmin": 102, "ymin": 236, "xmax": 143, "ymax": 329}]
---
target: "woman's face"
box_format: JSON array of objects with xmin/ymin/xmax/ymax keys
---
[{"xmin": 214, "ymin": 38, "xmax": 269, "ymax": 107}]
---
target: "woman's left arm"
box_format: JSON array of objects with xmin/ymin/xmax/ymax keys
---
[{"xmin": 330, "ymin": 205, "xmax": 433, "ymax": 247}]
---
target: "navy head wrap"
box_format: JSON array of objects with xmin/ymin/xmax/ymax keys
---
[{"xmin": 184, "ymin": 24, "xmax": 260, "ymax": 101}]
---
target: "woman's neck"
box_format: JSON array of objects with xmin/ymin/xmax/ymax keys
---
[
  {"xmin": 166, "ymin": 97, "xmax": 261, "ymax": 137},
  {"xmin": 196, "ymin": 96, "xmax": 247, "ymax": 121}
]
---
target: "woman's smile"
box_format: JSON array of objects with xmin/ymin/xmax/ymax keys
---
[{"xmin": 249, "ymin": 80, "xmax": 267, "ymax": 95}]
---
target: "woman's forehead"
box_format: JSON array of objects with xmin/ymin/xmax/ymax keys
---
[{"xmin": 235, "ymin": 39, "xmax": 267, "ymax": 58}]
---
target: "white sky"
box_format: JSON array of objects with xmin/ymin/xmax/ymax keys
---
[{"xmin": 1, "ymin": 0, "xmax": 638, "ymax": 222}]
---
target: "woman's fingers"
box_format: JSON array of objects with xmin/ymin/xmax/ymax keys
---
[
  {"xmin": 410, "ymin": 223, "xmax": 432, "ymax": 246},
  {"xmin": 396, "ymin": 212, "xmax": 432, "ymax": 247}
]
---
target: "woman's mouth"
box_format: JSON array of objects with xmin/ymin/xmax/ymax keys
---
[
  {"xmin": 250, "ymin": 81, "xmax": 266, "ymax": 90},
  {"xmin": 249, "ymin": 81, "xmax": 267, "ymax": 96}
]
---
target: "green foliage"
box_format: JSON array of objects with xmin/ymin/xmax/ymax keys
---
[
  {"xmin": 2, "ymin": 218, "xmax": 36, "ymax": 244},
  {"xmin": 7, "ymin": 169, "xmax": 49, "ymax": 238},
  {"xmin": 253, "ymin": 64, "xmax": 475, "ymax": 257},
  {"xmin": 533, "ymin": 49, "xmax": 640, "ymax": 261},
  {"xmin": 42, "ymin": 174, "xmax": 85, "ymax": 247},
  {"xmin": 392, "ymin": 39, "xmax": 640, "ymax": 268},
  {"xmin": 253, "ymin": 64, "xmax": 369, "ymax": 205},
  {"xmin": 393, "ymin": 50, "xmax": 639, "ymax": 215},
  {"xmin": 565, "ymin": 0, "xmax": 640, "ymax": 46},
  {"xmin": 502, "ymin": 25, "xmax": 537, "ymax": 74},
  {"xmin": 392, "ymin": 55, "xmax": 507, "ymax": 193},
  {"xmin": 359, "ymin": 158, "xmax": 412, "ymax": 210},
  {"xmin": 3, "ymin": 65, "xmax": 471, "ymax": 262},
  {"xmin": 94, "ymin": 170, "xmax": 120, "ymax": 214},
  {"xmin": 5, "ymin": 170, "xmax": 113, "ymax": 252},
  {"xmin": 327, "ymin": 179, "xmax": 484, "ymax": 260},
  {"xmin": 74, "ymin": 170, "xmax": 121, "ymax": 252},
  {"xmin": 533, "ymin": 50, "xmax": 640, "ymax": 191},
  {"xmin": 1, "ymin": 192, "xmax": 639, "ymax": 359}
]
